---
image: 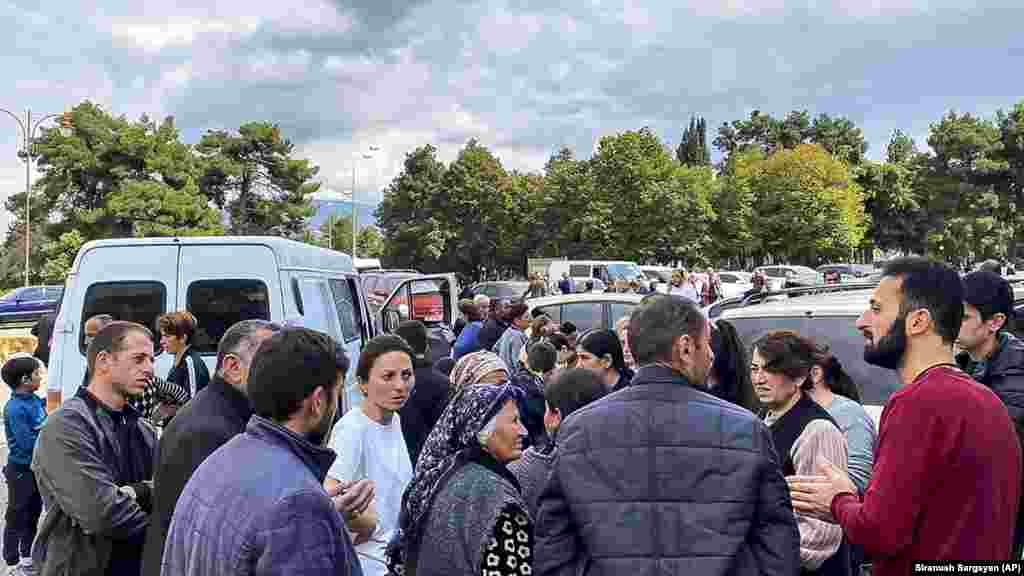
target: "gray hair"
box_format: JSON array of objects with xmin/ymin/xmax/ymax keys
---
[
  {"xmin": 215, "ymin": 319, "xmax": 282, "ymax": 376},
  {"xmin": 629, "ymin": 294, "xmax": 705, "ymax": 365}
]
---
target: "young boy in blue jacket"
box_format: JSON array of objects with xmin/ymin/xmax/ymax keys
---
[{"xmin": 2, "ymin": 354, "xmax": 46, "ymax": 575}]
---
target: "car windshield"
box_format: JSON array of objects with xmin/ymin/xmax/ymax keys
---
[{"xmin": 607, "ymin": 262, "xmax": 644, "ymax": 281}]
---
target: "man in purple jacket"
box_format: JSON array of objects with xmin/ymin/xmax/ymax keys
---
[{"xmin": 161, "ymin": 328, "xmax": 363, "ymax": 575}]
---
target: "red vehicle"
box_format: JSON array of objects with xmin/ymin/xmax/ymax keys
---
[{"xmin": 362, "ymin": 270, "xmax": 446, "ymax": 323}]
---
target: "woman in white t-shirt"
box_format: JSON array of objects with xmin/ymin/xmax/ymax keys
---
[{"xmin": 327, "ymin": 335, "xmax": 417, "ymax": 576}]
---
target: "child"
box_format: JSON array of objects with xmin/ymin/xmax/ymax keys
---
[{"xmin": 3, "ymin": 354, "xmax": 47, "ymax": 575}]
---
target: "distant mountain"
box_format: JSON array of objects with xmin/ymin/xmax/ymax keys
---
[{"xmin": 309, "ymin": 199, "xmax": 379, "ymax": 229}]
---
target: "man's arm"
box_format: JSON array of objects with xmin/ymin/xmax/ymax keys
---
[
  {"xmin": 749, "ymin": 423, "xmax": 801, "ymax": 576},
  {"xmin": 251, "ymin": 490, "xmax": 360, "ymax": 576},
  {"xmin": 533, "ymin": 451, "xmax": 583, "ymax": 576},
  {"xmin": 32, "ymin": 410, "xmax": 149, "ymax": 538},
  {"xmin": 831, "ymin": 397, "xmax": 930, "ymax": 555}
]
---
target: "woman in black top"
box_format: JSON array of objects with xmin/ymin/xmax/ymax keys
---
[{"xmin": 158, "ymin": 311, "xmax": 210, "ymax": 401}]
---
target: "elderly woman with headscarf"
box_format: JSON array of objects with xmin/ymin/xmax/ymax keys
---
[
  {"xmin": 575, "ymin": 329, "xmax": 635, "ymax": 392},
  {"xmin": 386, "ymin": 383, "xmax": 531, "ymax": 576},
  {"xmin": 448, "ymin": 350, "xmax": 510, "ymax": 401}
]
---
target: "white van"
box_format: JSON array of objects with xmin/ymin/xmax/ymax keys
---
[
  {"xmin": 546, "ymin": 260, "xmax": 645, "ymax": 290},
  {"xmin": 47, "ymin": 236, "xmax": 456, "ymax": 415}
]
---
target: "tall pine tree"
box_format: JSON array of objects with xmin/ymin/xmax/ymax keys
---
[{"xmin": 677, "ymin": 116, "xmax": 711, "ymax": 167}]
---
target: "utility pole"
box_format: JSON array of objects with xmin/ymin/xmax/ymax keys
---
[{"xmin": 0, "ymin": 107, "xmax": 66, "ymax": 286}]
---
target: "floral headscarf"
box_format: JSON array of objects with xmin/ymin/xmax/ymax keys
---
[
  {"xmin": 448, "ymin": 350, "xmax": 509, "ymax": 401},
  {"xmin": 387, "ymin": 382, "xmax": 522, "ymax": 572}
]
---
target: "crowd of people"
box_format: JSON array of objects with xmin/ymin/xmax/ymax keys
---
[{"xmin": 1, "ymin": 257, "xmax": 1023, "ymax": 575}]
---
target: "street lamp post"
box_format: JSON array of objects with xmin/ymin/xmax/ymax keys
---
[
  {"xmin": 0, "ymin": 107, "xmax": 64, "ymax": 286},
  {"xmin": 351, "ymin": 146, "xmax": 378, "ymax": 260}
]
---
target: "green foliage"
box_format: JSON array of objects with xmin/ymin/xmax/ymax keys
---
[
  {"xmin": 714, "ymin": 110, "xmax": 868, "ymax": 165},
  {"xmin": 376, "ymin": 145, "xmax": 449, "ymax": 271},
  {"xmin": 676, "ymin": 116, "xmax": 711, "ymax": 167},
  {"xmin": 41, "ymin": 230, "xmax": 85, "ymax": 283},
  {"xmin": 195, "ymin": 122, "xmax": 318, "ymax": 236},
  {"xmin": 357, "ymin": 227, "xmax": 386, "ymax": 259}
]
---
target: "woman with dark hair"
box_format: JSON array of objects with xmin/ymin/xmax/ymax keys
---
[
  {"xmin": 493, "ymin": 303, "xmax": 531, "ymax": 371},
  {"xmin": 387, "ymin": 383, "xmax": 531, "ymax": 575},
  {"xmin": 806, "ymin": 345, "xmax": 877, "ymax": 497},
  {"xmin": 158, "ymin": 310, "xmax": 210, "ymax": 400},
  {"xmin": 751, "ymin": 330, "xmax": 850, "ymax": 576},
  {"xmin": 326, "ymin": 334, "xmax": 417, "ymax": 576},
  {"xmin": 576, "ymin": 329, "xmax": 634, "ymax": 392},
  {"xmin": 453, "ymin": 301, "xmax": 485, "ymax": 360},
  {"xmin": 707, "ymin": 319, "xmax": 760, "ymax": 414}
]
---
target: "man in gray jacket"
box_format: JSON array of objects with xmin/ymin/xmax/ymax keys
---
[
  {"xmin": 535, "ymin": 294, "xmax": 800, "ymax": 575},
  {"xmin": 31, "ymin": 321, "xmax": 158, "ymax": 576}
]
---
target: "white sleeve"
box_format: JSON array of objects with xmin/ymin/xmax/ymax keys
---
[
  {"xmin": 185, "ymin": 356, "xmax": 198, "ymax": 398},
  {"xmin": 326, "ymin": 415, "xmax": 363, "ymax": 482}
]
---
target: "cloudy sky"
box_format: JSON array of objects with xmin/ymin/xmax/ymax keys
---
[{"xmin": 2, "ymin": 0, "xmax": 1023, "ymax": 230}]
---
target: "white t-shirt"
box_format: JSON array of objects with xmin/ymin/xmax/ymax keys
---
[{"xmin": 327, "ymin": 407, "xmax": 413, "ymax": 576}]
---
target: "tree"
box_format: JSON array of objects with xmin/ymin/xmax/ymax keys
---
[
  {"xmin": 357, "ymin": 226, "xmax": 386, "ymax": 259},
  {"xmin": 376, "ymin": 145, "xmax": 449, "ymax": 272},
  {"xmin": 714, "ymin": 110, "xmax": 867, "ymax": 165},
  {"xmin": 541, "ymin": 147, "xmax": 603, "ymax": 259},
  {"xmin": 590, "ymin": 128, "xmax": 715, "ymax": 265},
  {"xmin": 736, "ymin": 144, "xmax": 866, "ymax": 264},
  {"xmin": 40, "ymin": 230, "xmax": 85, "ymax": 283},
  {"xmin": 676, "ymin": 116, "xmax": 711, "ymax": 167},
  {"xmin": 196, "ymin": 122, "xmax": 318, "ymax": 236},
  {"xmin": 19, "ymin": 102, "xmax": 222, "ymax": 241}
]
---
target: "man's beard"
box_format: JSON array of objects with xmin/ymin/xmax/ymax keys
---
[
  {"xmin": 306, "ymin": 401, "xmax": 338, "ymax": 447},
  {"xmin": 864, "ymin": 315, "xmax": 908, "ymax": 370}
]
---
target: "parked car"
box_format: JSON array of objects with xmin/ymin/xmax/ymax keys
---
[
  {"xmin": 716, "ymin": 271, "xmax": 754, "ymax": 299},
  {"xmin": 0, "ymin": 285, "xmax": 63, "ymax": 322},
  {"xmin": 525, "ymin": 292, "xmax": 645, "ymax": 334},
  {"xmin": 466, "ymin": 281, "xmax": 532, "ymax": 301},
  {"xmin": 641, "ymin": 266, "xmax": 676, "ymax": 292},
  {"xmin": 754, "ymin": 265, "xmax": 822, "ymax": 288}
]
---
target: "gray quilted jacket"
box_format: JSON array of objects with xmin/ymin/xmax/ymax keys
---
[
  {"xmin": 160, "ymin": 416, "xmax": 362, "ymax": 576},
  {"xmin": 534, "ymin": 365, "xmax": 800, "ymax": 575}
]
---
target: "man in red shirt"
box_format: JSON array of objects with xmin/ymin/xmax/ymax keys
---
[{"xmin": 788, "ymin": 257, "xmax": 1022, "ymax": 573}]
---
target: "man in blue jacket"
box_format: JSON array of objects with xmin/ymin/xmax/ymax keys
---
[
  {"xmin": 535, "ymin": 294, "xmax": 800, "ymax": 575},
  {"xmin": 161, "ymin": 327, "xmax": 362, "ymax": 575}
]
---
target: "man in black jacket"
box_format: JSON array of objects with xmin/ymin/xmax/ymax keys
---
[
  {"xmin": 957, "ymin": 270, "xmax": 1024, "ymax": 558},
  {"xmin": 394, "ymin": 320, "xmax": 450, "ymax": 464},
  {"xmin": 535, "ymin": 294, "xmax": 800, "ymax": 575},
  {"xmin": 141, "ymin": 320, "xmax": 279, "ymax": 575}
]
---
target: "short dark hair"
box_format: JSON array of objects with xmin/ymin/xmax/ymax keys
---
[
  {"xmin": 709, "ymin": 320, "xmax": 758, "ymax": 412},
  {"xmin": 883, "ymin": 257, "xmax": 964, "ymax": 344},
  {"xmin": 503, "ymin": 303, "xmax": 529, "ymax": 323},
  {"xmin": 812, "ymin": 344, "xmax": 861, "ymax": 403},
  {"xmin": 459, "ymin": 300, "xmax": 483, "ymax": 322},
  {"xmin": 215, "ymin": 319, "xmax": 281, "ymax": 374},
  {"xmin": 527, "ymin": 341, "xmax": 558, "ymax": 374},
  {"xmin": 247, "ymin": 328, "xmax": 341, "ymax": 422},
  {"xmin": 752, "ymin": 330, "xmax": 817, "ymax": 390},
  {"xmin": 560, "ymin": 322, "xmax": 577, "ymax": 336},
  {"xmin": 394, "ymin": 321, "xmax": 429, "ymax": 356},
  {"xmin": 356, "ymin": 335, "xmax": 416, "ymax": 383},
  {"xmin": 86, "ymin": 322, "xmax": 154, "ymax": 379},
  {"xmin": 962, "ymin": 271, "xmax": 1014, "ymax": 325},
  {"xmin": 546, "ymin": 332, "xmax": 570, "ymax": 351},
  {"xmin": 2, "ymin": 356, "xmax": 41, "ymax": 389},
  {"xmin": 544, "ymin": 368, "xmax": 607, "ymax": 419},
  {"xmin": 157, "ymin": 310, "xmax": 198, "ymax": 343},
  {"xmin": 628, "ymin": 294, "xmax": 705, "ymax": 365}
]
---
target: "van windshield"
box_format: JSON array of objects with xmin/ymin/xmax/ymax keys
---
[{"xmin": 607, "ymin": 263, "xmax": 644, "ymax": 281}]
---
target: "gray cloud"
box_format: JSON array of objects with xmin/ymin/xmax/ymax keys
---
[{"xmin": 3, "ymin": 0, "xmax": 1024, "ymax": 224}]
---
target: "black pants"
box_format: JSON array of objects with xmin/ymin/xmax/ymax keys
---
[{"xmin": 3, "ymin": 462, "xmax": 42, "ymax": 566}]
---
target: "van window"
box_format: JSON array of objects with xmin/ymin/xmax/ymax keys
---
[
  {"xmin": 187, "ymin": 280, "xmax": 270, "ymax": 354},
  {"xmin": 296, "ymin": 279, "xmax": 338, "ymax": 338},
  {"xmin": 569, "ymin": 264, "xmax": 590, "ymax": 278},
  {"xmin": 329, "ymin": 278, "xmax": 364, "ymax": 343},
  {"xmin": 561, "ymin": 302, "xmax": 602, "ymax": 333},
  {"xmin": 81, "ymin": 282, "xmax": 166, "ymax": 353}
]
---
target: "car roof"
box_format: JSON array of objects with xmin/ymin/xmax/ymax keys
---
[
  {"xmin": 526, "ymin": 292, "xmax": 646, "ymax": 308},
  {"xmin": 721, "ymin": 288, "xmax": 875, "ymax": 319}
]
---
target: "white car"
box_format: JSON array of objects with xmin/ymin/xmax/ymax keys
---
[
  {"xmin": 717, "ymin": 271, "xmax": 754, "ymax": 299},
  {"xmin": 526, "ymin": 292, "xmax": 645, "ymax": 334}
]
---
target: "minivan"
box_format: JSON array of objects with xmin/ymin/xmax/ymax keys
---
[{"xmin": 48, "ymin": 236, "xmax": 456, "ymax": 415}]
